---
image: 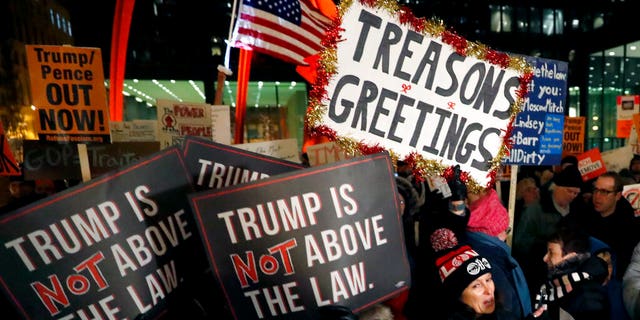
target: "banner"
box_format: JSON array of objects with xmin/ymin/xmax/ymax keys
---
[
  {"xmin": 305, "ymin": 0, "xmax": 531, "ymax": 188},
  {"xmin": 188, "ymin": 153, "xmax": 411, "ymax": 319},
  {"xmin": 181, "ymin": 136, "xmax": 304, "ymax": 192},
  {"xmin": 25, "ymin": 45, "xmax": 110, "ymax": 143},
  {"xmin": 0, "ymin": 148, "xmax": 212, "ymax": 319},
  {"xmin": 504, "ymin": 57, "xmax": 567, "ymax": 166}
]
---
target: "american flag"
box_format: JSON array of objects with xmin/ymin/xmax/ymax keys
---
[{"xmin": 231, "ymin": 0, "xmax": 333, "ymax": 65}]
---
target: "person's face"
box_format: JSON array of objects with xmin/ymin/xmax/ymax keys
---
[
  {"xmin": 592, "ymin": 176, "xmax": 620, "ymax": 216},
  {"xmin": 522, "ymin": 182, "xmax": 540, "ymax": 205},
  {"xmin": 543, "ymin": 241, "xmax": 577, "ymax": 268},
  {"xmin": 631, "ymin": 161, "xmax": 640, "ymax": 174},
  {"xmin": 460, "ymin": 273, "xmax": 495, "ymax": 315},
  {"xmin": 553, "ymin": 186, "xmax": 580, "ymax": 207},
  {"xmin": 398, "ymin": 193, "xmax": 406, "ymax": 216}
]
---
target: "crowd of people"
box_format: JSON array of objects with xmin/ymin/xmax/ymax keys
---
[
  {"xmin": 3, "ymin": 154, "xmax": 640, "ymax": 319},
  {"xmin": 341, "ymin": 155, "xmax": 640, "ymax": 320}
]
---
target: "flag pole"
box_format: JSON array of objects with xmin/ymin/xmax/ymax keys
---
[{"xmin": 214, "ymin": 0, "xmax": 239, "ymax": 105}]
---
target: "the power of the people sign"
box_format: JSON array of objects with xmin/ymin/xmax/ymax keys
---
[
  {"xmin": 26, "ymin": 45, "xmax": 111, "ymax": 143},
  {"xmin": 306, "ymin": 0, "xmax": 532, "ymax": 189}
]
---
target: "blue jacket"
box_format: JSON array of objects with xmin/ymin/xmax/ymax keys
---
[{"xmin": 466, "ymin": 231, "xmax": 532, "ymax": 318}]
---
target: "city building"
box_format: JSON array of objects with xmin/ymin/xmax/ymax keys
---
[{"xmin": 1, "ymin": 0, "xmax": 638, "ymax": 154}]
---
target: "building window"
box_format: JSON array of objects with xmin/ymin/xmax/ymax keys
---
[
  {"xmin": 489, "ymin": 5, "xmax": 512, "ymax": 32},
  {"xmin": 542, "ymin": 9, "xmax": 563, "ymax": 35},
  {"xmin": 529, "ymin": 7, "xmax": 541, "ymax": 34}
]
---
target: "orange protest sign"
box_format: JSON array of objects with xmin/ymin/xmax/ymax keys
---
[
  {"xmin": 562, "ymin": 116, "xmax": 584, "ymax": 157},
  {"xmin": 577, "ymin": 148, "xmax": 607, "ymax": 181},
  {"xmin": 0, "ymin": 122, "xmax": 21, "ymax": 176},
  {"xmin": 25, "ymin": 45, "xmax": 110, "ymax": 143}
]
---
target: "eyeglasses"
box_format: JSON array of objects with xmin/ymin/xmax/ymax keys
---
[{"xmin": 593, "ymin": 188, "xmax": 617, "ymax": 196}]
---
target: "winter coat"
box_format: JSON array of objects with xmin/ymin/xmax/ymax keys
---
[
  {"xmin": 466, "ymin": 231, "xmax": 532, "ymax": 318},
  {"xmin": 534, "ymin": 254, "xmax": 610, "ymax": 320}
]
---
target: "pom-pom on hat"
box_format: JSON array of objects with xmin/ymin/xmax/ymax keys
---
[
  {"xmin": 430, "ymin": 228, "xmax": 492, "ymax": 299},
  {"xmin": 553, "ymin": 165, "xmax": 583, "ymax": 188}
]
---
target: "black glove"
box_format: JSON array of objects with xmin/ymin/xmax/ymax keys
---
[
  {"xmin": 317, "ymin": 305, "xmax": 359, "ymax": 320},
  {"xmin": 447, "ymin": 165, "xmax": 467, "ymax": 201}
]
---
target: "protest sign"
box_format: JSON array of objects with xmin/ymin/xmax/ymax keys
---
[
  {"xmin": 305, "ymin": 0, "xmax": 532, "ymax": 189},
  {"xmin": 211, "ymin": 105, "xmax": 232, "ymax": 145},
  {"xmin": 577, "ymin": 148, "xmax": 607, "ymax": 181},
  {"xmin": 235, "ymin": 138, "xmax": 301, "ymax": 162},
  {"xmin": 188, "ymin": 153, "xmax": 410, "ymax": 319},
  {"xmin": 623, "ymin": 183, "xmax": 640, "ymax": 217},
  {"xmin": 0, "ymin": 122, "xmax": 21, "ymax": 176},
  {"xmin": 22, "ymin": 141, "xmax": 161, "ymax": 181},
  {"xmin": 562, "ymin": 116, "xmax": 585, "ymax": 157},
  {"xmin": 306, "ymin": 142, "xmax": 353, "ymax": 166},
  {"xmin": 616, "ymin": 95, "xmax": 640, "ymax": 138},
  {"xmin": 25, "ymin": 45, "xmax": 110, "ymax": 143},
  {"xmin": 0, "ymin": 147, "xmax": 213, "ymax": 319},
  {"xmin": 181, "ymin": 136, "xmax": 304, "ymax": 192},
  {"xmin": 110, "ymin": 120, "xmax": 158, "ymax": 142},
  {"xmin": 600, "ymin": 145, "xmax": 633, "ymax": 174},
  {"xmin": 504, "ymin": 57, "xmax": 566, "ymax": 166},
  {"xmin": 156, "ymin": 99, "xmax": 215, "ymax": 149}
]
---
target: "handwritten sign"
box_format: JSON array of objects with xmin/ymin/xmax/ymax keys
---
[
  {"xmin": 235, "ymin": 138, "xmax": 300, "ymax": 162},
  {"xmin": 156, "ymin": 99, "xmax": 214, "ymax": 149},
  {"xmin": 305, "ymin": 0, "xmax": 531, "ymax": 188},
  {"xmin": 188, "ymin": 154, "xmax": 410, "ymax": 319},
  {"xmin": 181, "ymin": 136, "xmax": 304, "ymax": 192},
  {"xmin": 22, "ymin": 141, "xmax": 160, "ymax": 181},
  {"xmin": 0, "ymin": 148, "xmax": 212, "ymax": 319},
  {"xmin": 211, "ymin": 105, "xmax": 232, "ymax": 145},
  {"xmin": 504, "ymin": 57, "xmax": 567, "ymax": 166},
  {"xmin": 110, "ymin": 120, "xmax": 157, "ymax": 142},
  {"xmin": 306, "ymin": 142, "xmax": 353, "ymax": 166},
  {"xmin": 25, "ymin": 45, "xmax": 110, "ymax": 143}
]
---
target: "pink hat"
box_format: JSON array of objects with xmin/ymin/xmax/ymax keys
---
[{"xmin": 467, "ymin": 189, "xmax": 509, "ymax": 237}]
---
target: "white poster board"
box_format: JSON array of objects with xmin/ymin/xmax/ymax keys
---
[
  {"xmin": 234, "ymin": 138, "xmax": 301, "ymax": 162},
  {"xmin": 306, "ymin": 0, "xmax": 529, "ymax": 187}
]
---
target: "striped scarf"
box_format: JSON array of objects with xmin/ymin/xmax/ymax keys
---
[{"xmin": 534, "ymin": 271, "xmax": 591, "ymax": 311}]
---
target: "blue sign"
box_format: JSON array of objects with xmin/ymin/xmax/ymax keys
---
[{"xmin": 504, "ymin": 56, "xmax": 568, "ymax": 166}]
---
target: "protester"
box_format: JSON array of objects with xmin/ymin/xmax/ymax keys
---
[
  {"xmin": 513, "ymin": 165, "xmax": 583, "ymax": 298},
  {"xmin": 564, "ymin": 171, "xmax": 640, "ymax": 279},
  {"xmin": 466, "ymin": 187, "xmax": 532, "ymax": 318},
  {"xmin": 623, "ymin": 241, "xmax": 640, "ymax": 320},
  {"xmin": 430, "ymin": 228, "xmax": 520, "ymax": 319},
  {"xmin": 628, "ymin": 155, "xmax": 640, "ymax": 183},
  {"xmin": 532, "ymin": 223, "xmax": 610, "ymax": 320}
]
